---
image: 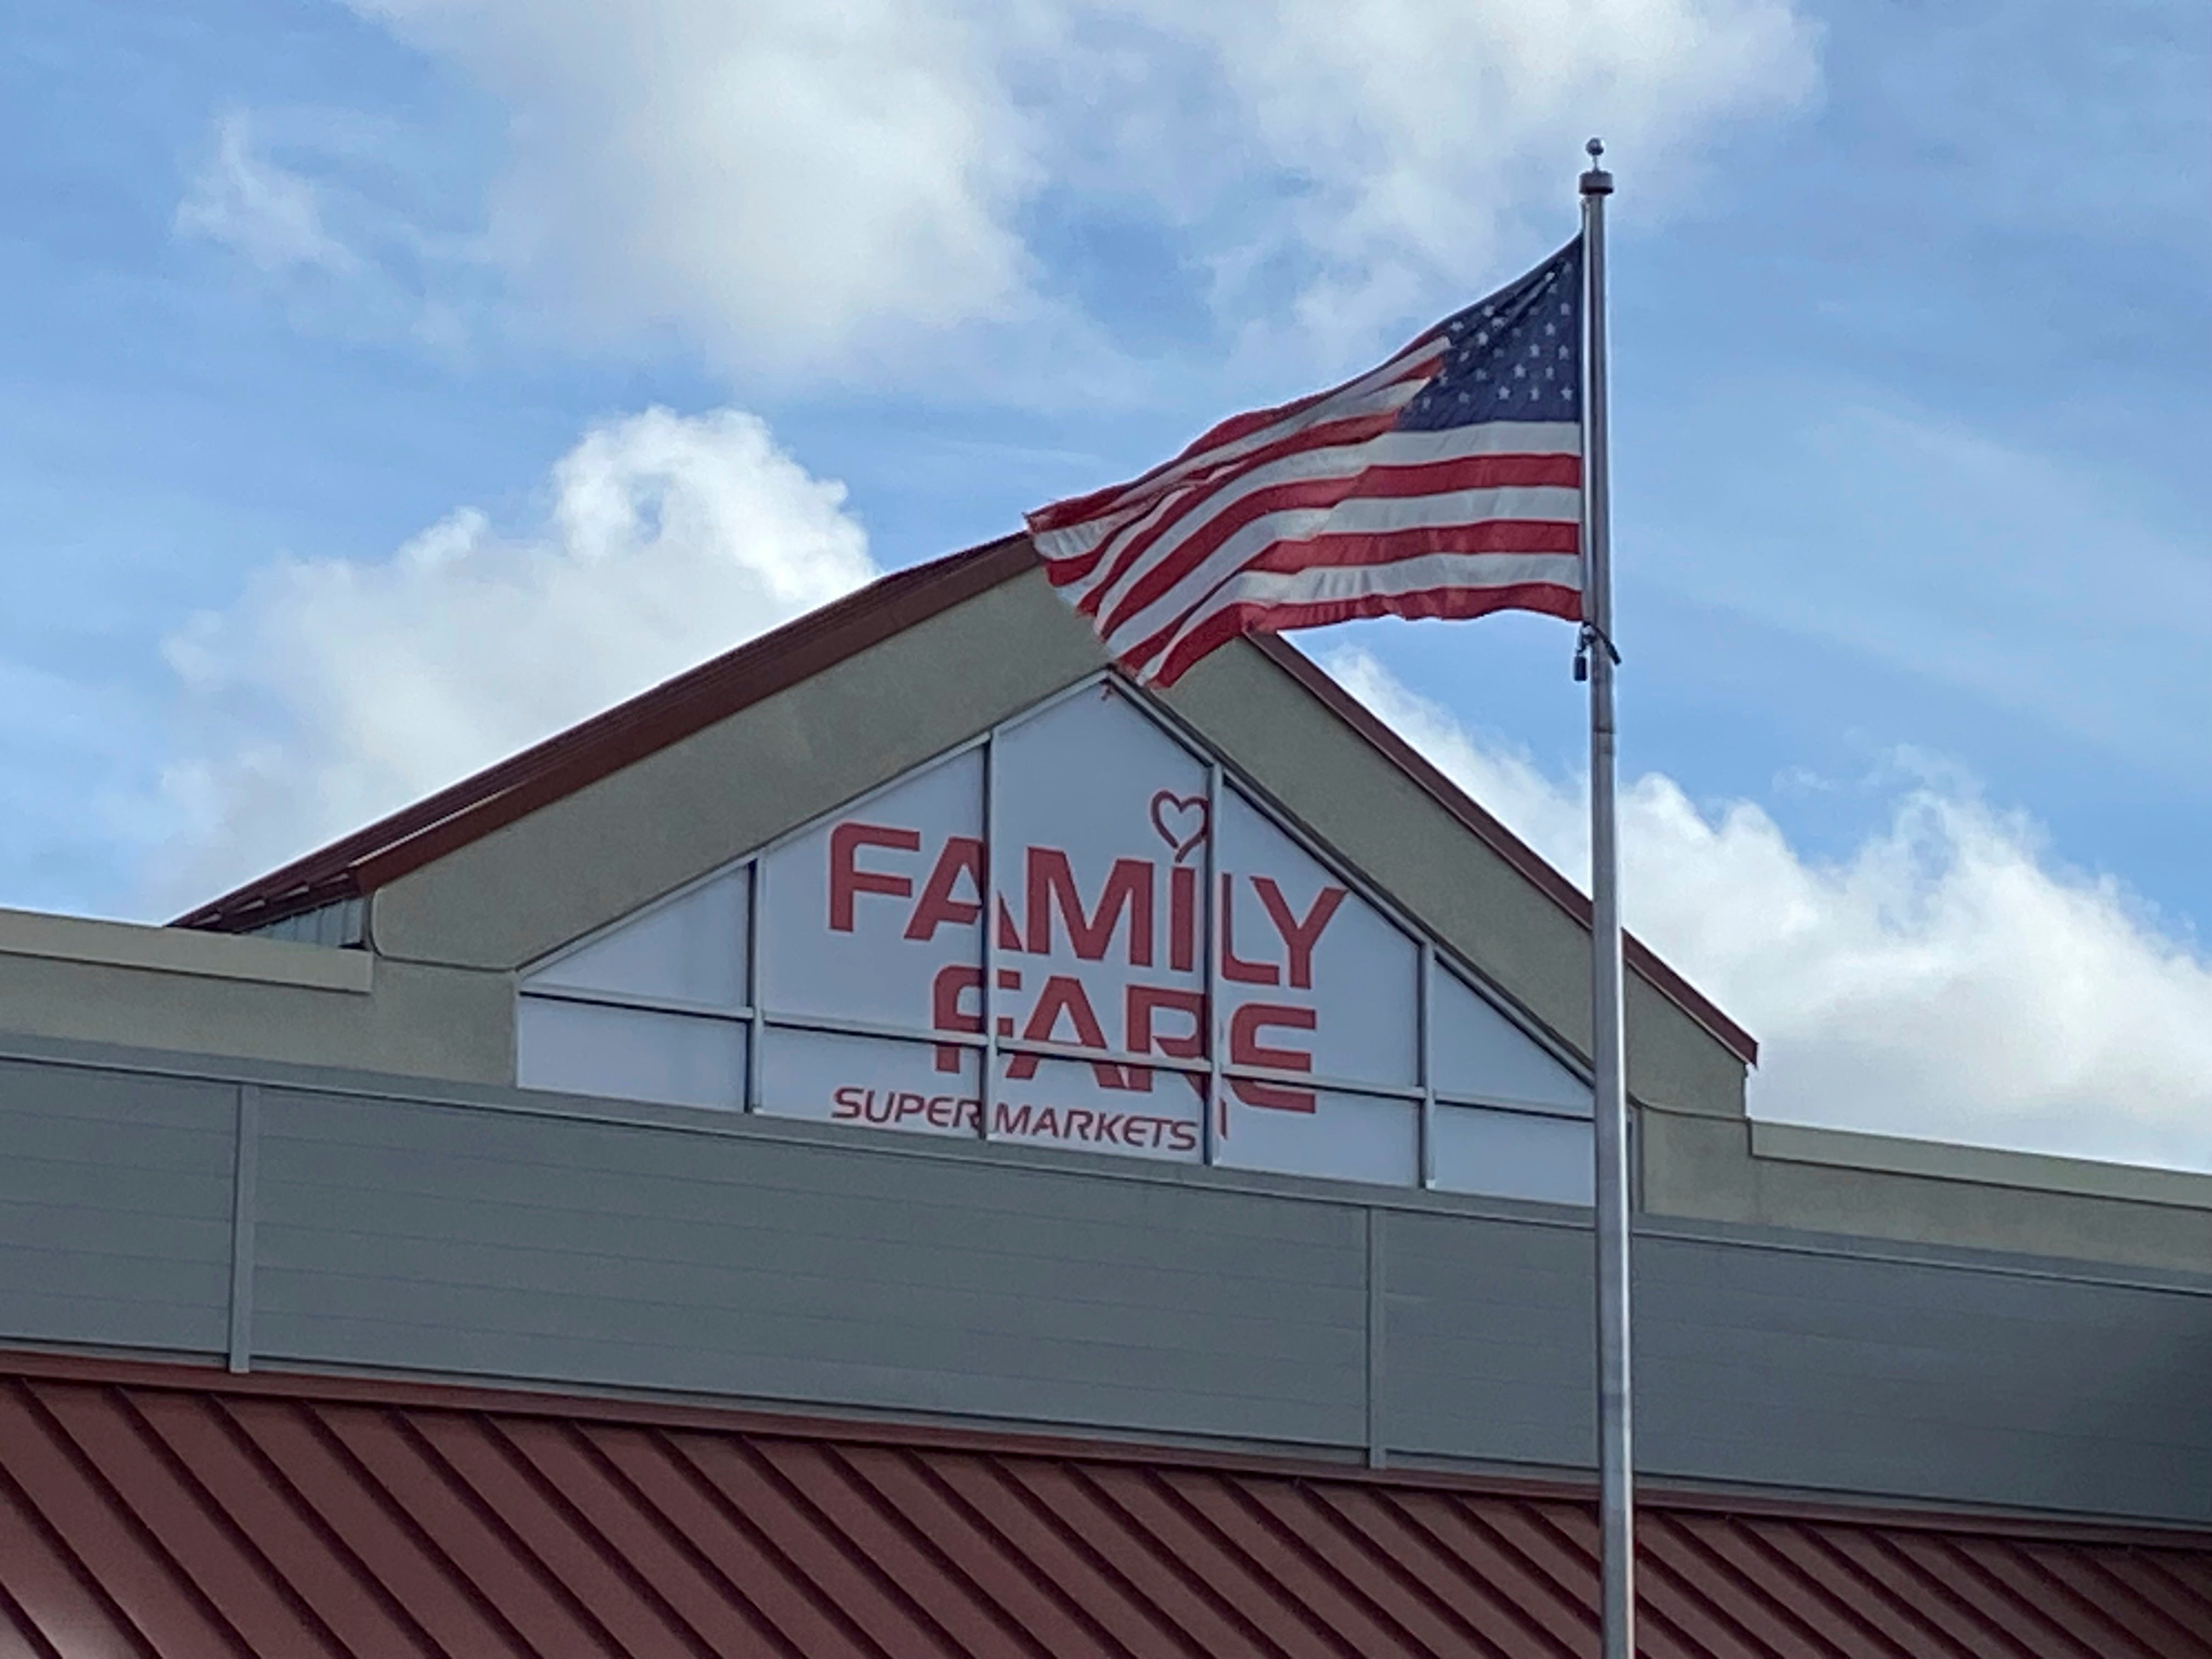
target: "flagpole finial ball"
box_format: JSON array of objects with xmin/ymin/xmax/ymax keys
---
[{"xmin": 1579, "ymin": 137, "xmax": 1613, "ymax": 196}]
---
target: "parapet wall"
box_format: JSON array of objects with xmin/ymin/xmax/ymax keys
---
[
  {"xmin": 1643, "ymin": 1104, "xmax": 2212, "ymax": 1275},
  {"xmin": 3, "ymin": 1029, "xmax": 2209, "ymax": 1527}
]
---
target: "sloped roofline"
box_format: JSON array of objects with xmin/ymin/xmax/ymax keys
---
[{"xmin": 172, "ymin": 533, "xmax": 1757, "ymax": 1064}]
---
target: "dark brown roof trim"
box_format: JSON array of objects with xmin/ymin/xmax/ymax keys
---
[
  {"xmin": 172, "ymin": 531, "xmax": 1751, "ymax": 1065},
  {"xmin": 2, "ymin": 1347, "xmax": 2193, "ymax": 1549},
  {"xmin": 171, "ymin": 533, "xmax": 1036, "ymax": 933},
  {"xmin": 1254, "ymin": 635, "xmax": 1759, "ymax": 1065}
]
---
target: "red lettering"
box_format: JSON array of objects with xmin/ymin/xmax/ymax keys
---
[
  {"xmin": 1230, "ymin": 1003, "xmax": 1317, "ymax": 1113},
  {"xmin": 893, "ymin": 1092, "xmax": 927, "ymax": 1122},
  {"xmin": 992, "ymin": 1102, "xmax": 1034, "ymax": 1136},
  {"xmin": 1006, "ymin": 975, "xmax": 1130, "ymax": 1088},
  {"xmin": 1127, "ymin": 985, "xmax": 1205, "ymax": 1059},
  {"xmin": 1169, "ymin": 1121, "xmax": 1199, "ymax": 1152},
  {"xmin": 932, "ymin": 964, "xmax": 981, "ymax": 1073},
  {"xmin": 829, "ymin": 822, "xmax": 918, "ymax": 931},
  {"xmin": 1169, "ymin": 865, "xmax": 1198, "ymax": 973},
  {"xmin": 1220, "ymin": 876, "xmax": 1279, "ymax": 984},
  {"xmin": 1034, "ymin": 1108, "xmax": 1060, "ymax": 1138},
  {"xmin": 1027, "ymin": 849, "xmax": 1154, "ymax": 966},
  {"xmin": 904, "ymin": 837, "xmax": 983, "ymax": 940},
  {"xmin": 831, "ymin": 1086, "xmax": 864, "ymax": 1120},
  {"xmin": 1066, "ymin": 1109, "xmax": 1096, "ymax": 1138},
  {"xmin": 1252, "ymin": 878, "xmax": 1345, "ymax": 990},
  {"xmin": 1126, "ymin": 984, "xmax": 1206, "ymax": 1098}
]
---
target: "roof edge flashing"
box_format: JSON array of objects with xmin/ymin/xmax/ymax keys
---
[
  {"xmin": 0, "ymin": 906, "xmax": 373, "ymax": 994},
  {"xmin": 1752, "ymin": 1119, "xmax": 2212, "ymax": 1212}
]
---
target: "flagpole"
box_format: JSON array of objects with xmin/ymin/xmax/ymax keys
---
[{"xmin": 1578, "ymin": 137, "xmax": 1636, "ymax": 1659}]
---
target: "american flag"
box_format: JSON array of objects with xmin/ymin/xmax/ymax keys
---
[{"xmin": 1026, "ymin": 239, "xmax": 1585, "ymax": 686}]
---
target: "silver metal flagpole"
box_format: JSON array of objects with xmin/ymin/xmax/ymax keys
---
[{"xmin": 1578, "ymin": 136, "xmax": 1636, "ymax": 1659}]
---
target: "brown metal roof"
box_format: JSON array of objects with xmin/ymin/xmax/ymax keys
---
[
  {"xmin": 169, "ymin": 532, "xmax": 1752, "ymax": 1063},
  {"xmin": 1, "ymin": 1355, "xmax": 2204, "ymax": 1658}
]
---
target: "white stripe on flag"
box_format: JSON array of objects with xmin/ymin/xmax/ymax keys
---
[
  {"xmin": 1066, "ymin": 421, "xmax": 1579, "ymax": 621},
  {"xmin": 1097, "ymin": 486, "xmax": 1582, "ymax": 656},
  {"xmin": 1036, "ymin": 356, "xmax": 1443, "ymax": 556},
  {"xmin": 1136, "ymin": 550, "xmax": 1583, "ymax": 677}
]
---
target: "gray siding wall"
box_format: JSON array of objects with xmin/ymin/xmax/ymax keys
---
[
  {"xmin": 252, "ymin": 1086, "xmax": 1368, "ymax": 1447},
  {"xmin": 0, "ymin": 1055, "xmax": 236, "ymax": 1355},
  {"xmin": 4, "ymin": 1033, "xmax": 2210, "ymax": 1527}
]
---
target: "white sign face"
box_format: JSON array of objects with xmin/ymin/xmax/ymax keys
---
[
  {"xmin": 528, "ymin": 867, "xmax": 748, "ymax": 1011},
  {"xmin": 756, "ymin": 747, "xmax": 984, "ymax": 1027},
  {"xmin": 518, "ymin": 677, "xmax": 1594, "ymax": 1203},
  {"xmin": 760, "ymin": 1026, "xmax": 982, "ymax": 1141}
]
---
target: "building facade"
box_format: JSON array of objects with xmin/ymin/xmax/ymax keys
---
[{"xmin": 3, "ymin": 537, "xmax": 2209, "ymax": 1654}]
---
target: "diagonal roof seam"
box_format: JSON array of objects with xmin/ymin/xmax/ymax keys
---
[{"xmin": 4, "ymin": 1357, "xmax": 2212, "ymax": 1658}]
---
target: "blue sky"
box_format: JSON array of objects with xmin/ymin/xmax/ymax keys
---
[{"xmin": 3, "ymin": 0, "xmax": 2207, "ymax": 1157}]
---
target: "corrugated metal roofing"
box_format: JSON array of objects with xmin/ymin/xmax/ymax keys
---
[
  {"xmin": 166, "ymin": 532, "xmax": 1753, "ymax": 1064},
  {"xmin": 0, "ymin": 1359, "xmax": 2204, "ymax": 1658}
]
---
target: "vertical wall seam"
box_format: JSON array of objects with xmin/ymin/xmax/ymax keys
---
[
  {"xmin": 1418, "ymin": 944, "xmax": 1436, "ymax": 1190},
  {"xmin": 744, "ymin": 858, "xmax": 764, "ymax": 1112},
  {"xmin": 1203, "ymin": 759, "xmax": 1224, "ymax": 1166},
  {"xmin": 981, "ymin": 728, "xmax": 1000, "ymax": 1142},
  {"xmin": 228, "ymin": 1085, "xmax": 260, "ymax": 1375},
  {"xmin": 1365, "ymin": 1206, "xmax": 1386, "ymax": 1470}
]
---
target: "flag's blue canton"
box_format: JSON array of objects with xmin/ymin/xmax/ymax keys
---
[{"xmin": 1396, "ymin": 239, "xmax": 1581, "ymax": 431}]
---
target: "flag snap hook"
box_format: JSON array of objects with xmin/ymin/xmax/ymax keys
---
[{"xmin": 1573, "ymin": 621, "xmax": 1621, "ymax": 682}]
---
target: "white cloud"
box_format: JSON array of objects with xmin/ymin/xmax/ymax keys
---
[
  {"xmin": 323, "ymin": 0, "xmax": 1817, "ymax": 372},
  {"xmin": 1093, "ymin": 0, "xmax": 1819, "ymax": 345},
  {"xmin": 176, "ymin": 111, "xmax": 362, "ymax": 277},
  {"xmin": 1324, "ymin": 647, "xmax": 2212, "ymax": 1172},
  {"xmin": 346, "ymin": 0, "xmax": 1041, "ymax": 373},
  {"xmin": 173, "ymin": 106, "xmax": 494, "ymax": 354},
  {"xmin": 155, "ymin": 407, "xmax": 877, "ymax": 908}
]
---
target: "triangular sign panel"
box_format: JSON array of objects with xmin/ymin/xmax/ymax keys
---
[{"xmin": 520, "ymin": 678, "xmax": 1593, "ymax": 1205}]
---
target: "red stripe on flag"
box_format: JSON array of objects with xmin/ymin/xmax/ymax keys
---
[
  {"xmin": 1025, "ymin": 254, "xmax": 1588, "ymax": 682},
  {"xmin": 1091, "ymin": 456, "xmax": 1579, "ymax": 640},
  {"xmin": 1054, "ymin": 409, "xmax": 1413, "ymax": 601},
  {"xmin": 1107, "ymin": 525, "xmax": 1581, "ymax": 673},
  {"xmin": 1242, "ymin": 517, "xmax": 1581, "ymax": 574},
  {"xmin": 1147, "ymin": 581, "xmax": 1583, "ymax": 687},
  {"xmin": 1026, "ymin": 345, "xmax": 1445, "ymax": 535}
]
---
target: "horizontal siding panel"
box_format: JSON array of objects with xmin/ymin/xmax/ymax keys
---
[
  {"xmin": 0, "ymin": 1062, "xmax": 235, "ymax": 1356},
  {"xmin": 0, "ymin": 1054, "xmax": 2209, "ymax": 1522},
  {"xmin": 251, "ymin": 1247, "xmax": 1362, "ymax": 1374},
  {"xmin": 247, "ymin": 1310, "xmax": 1364, "ymax": 1443},
  {"xmin": 261, "ymin": 1093, "xmax": 1368, "ymax": 1272},
  {"xmin": 250, "ymin": 1191, "xmax": 1364, "ymax": 1323},
  {"xmin": 253, "ymin": 1090, "xmax": 1370, "ymax": 1442}
]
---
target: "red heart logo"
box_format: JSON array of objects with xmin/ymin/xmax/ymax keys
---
[{"xmin": 1149, "ymin": 791, "xmax": 1209, "ymax": 864}]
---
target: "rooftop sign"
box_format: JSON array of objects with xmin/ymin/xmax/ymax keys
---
[{"xmin": 521, "ymin": 679, "xmax": 1592, "ymax": 1203}]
